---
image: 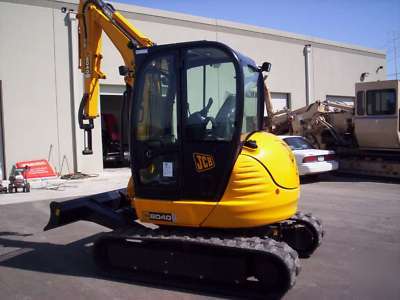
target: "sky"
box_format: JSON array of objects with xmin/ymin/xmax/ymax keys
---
[{"xmin": 116, "ymin": 0, "xmax": 400, "ymax": 79}]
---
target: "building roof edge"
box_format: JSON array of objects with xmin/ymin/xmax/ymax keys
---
[{"xmin": 46, "ymin": 0, "xmax": 384, "ymax": 57}]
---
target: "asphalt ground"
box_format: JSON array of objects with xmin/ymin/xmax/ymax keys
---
[{"xmin": 0, "ymin": 173, "xmax": 399, "ymax": 300}]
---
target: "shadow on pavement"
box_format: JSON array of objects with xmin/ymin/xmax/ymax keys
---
[
  {"xmin": 300, "ymin": 172, "xmax": 400, "ymax": 185},
  {"xmin": 0, "ymin": 232, "xmax": 282, "ymax": 300}
]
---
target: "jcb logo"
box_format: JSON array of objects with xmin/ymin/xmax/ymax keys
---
[{"xmin": 193, "ymin": 153, "xmax": 215, "ymax": 172}]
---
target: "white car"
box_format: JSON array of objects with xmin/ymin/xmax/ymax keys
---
[{"xmin": 279, "ymin": 135, "xmax": 339, "ymax": 176}]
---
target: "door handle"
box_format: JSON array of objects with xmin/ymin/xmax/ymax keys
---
[{"xmin": 145, "ymin": 149, "xmax": 153, "ymax": 158}]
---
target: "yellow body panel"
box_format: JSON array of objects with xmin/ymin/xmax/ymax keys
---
[
  {"xmin": 134, "ymin": 198, "xmax": 215, "ymax": 227},
  {"xmin": 244, "ymin": 132, "xmax": 299, "ymax": 188},
  {"xmin": 134, "ymin": 132, "xmax": 299, "ymax": 229},
  {"xmin": 202, "ymin": 152, "xmax": 298, "ymax": 228}
]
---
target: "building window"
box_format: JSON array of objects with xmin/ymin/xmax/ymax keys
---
[{"xmin": 366, "ymin": 89, "xmax": 396, "ymax": 115}]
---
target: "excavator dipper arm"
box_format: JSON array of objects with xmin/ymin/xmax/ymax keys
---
[{"xmin": 77, "ymin": 0, "xmax": 153, "ymax": 154}]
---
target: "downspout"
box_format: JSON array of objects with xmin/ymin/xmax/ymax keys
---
[
  {"xmin": 304, "ymin": 44, "xmax": 312, "ymax": 106},
  {"xmin": 67, "ymin": 11, "xmax": 80, "ymax": 172},
  {"xmin": 0, "ymin": 81, "xmax": 5, "ymax": 179}
]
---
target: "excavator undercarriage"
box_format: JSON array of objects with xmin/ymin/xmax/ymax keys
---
[
  {"xmin": 45, "ymin": 189, "xmax": 323, "ymax": 296},
  {"xmin": 94, "ymin": 226, "xmax": 300, "ymax": 295}
]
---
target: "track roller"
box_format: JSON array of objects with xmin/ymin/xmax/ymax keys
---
[{"xmin": 280, "ymin": 211, "xmax": 324, "ymax": 258}]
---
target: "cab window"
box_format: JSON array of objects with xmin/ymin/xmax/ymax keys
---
[
  {"xmin": 185, "ymin": 47, "xmax": 237, "ymax": 141},
  {"xmin": 366, "ymin": 89, "xmax": 396, "ymax": 115},
  {"xmin": 242, "ymin": 65, "xmax": 259, "ymax": 133},
  {"xmin": 135, "ymin": 55, "xmax": 178, "ymax": 144},
  {"xmin": 356, "ymin": 91, "xmax": 365, "ymax": 115}
]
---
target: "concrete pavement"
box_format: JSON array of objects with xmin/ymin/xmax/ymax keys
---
[
  {"xmin": 0, "ymin": 173, "xmax": 399, "ymax": 299},
  {"xmin": 0, "ymin": 168, "xmax": 131, "ymax": 205}
]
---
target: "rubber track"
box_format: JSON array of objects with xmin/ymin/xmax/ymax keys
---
[
  {"xmin": 94, "ymin": 226, "xmax": 301, "ymax": 295},
  {"xmin": 250, "ymin": 211, "xmax": 324, "ymax": 258}
]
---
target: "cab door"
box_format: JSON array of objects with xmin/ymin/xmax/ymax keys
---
[
  {"xmin": 132, "ymin": 52, "xmax": 181, "ymax": 199},
  {"xmin": 182, "ymin": 46, "xmax": 241, "ymax": 201}
]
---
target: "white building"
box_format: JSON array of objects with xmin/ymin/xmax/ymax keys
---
[{"xmin": 0, "ymin": 0, "xmax": 386, "ymax": 177}]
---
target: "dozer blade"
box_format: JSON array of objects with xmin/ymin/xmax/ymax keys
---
[{"xmin": 44, "ymin": 189, "xmax": 136, "ymax": 231}]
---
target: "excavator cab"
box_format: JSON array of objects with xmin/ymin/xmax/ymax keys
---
[
  {"xmin": 354, "ymin": 80, "xmax": 400, "ymax": 149},
  {"xmin": 131, "ymin": 41, "xmax": 263, "ymax": 201}
]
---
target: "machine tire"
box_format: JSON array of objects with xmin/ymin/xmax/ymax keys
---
[
  {"xmin": 25, "ymin": 183, "xmax": 30, "ymax": 193},
  {"xmin": 8, "ymin": 185, "xmax": 13, "ymax": 193}
]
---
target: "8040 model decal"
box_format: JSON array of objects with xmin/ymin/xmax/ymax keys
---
[
  {"xmin": 193, "ymin": 153, "xmax": 215, "ymax": 172},
  {"xmin": 145, "ymin": 212, "xmax": 176, "ymax": 223}
]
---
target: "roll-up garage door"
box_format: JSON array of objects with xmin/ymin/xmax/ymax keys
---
[
  {"xmin": 100, "ymin": 84, "xmax": 129, "ymax": 166},
  {"xmin": 270, "ymin": 92, "xmax": 289, "ymax": 113},
  {"xmin": 100, "ymin": 84, "xmax": 125, "ymax": 96}
]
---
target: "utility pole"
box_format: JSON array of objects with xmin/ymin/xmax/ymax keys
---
[{"xmin": 394, "ymin": 32, "xmax": 398, "ymax": 80}]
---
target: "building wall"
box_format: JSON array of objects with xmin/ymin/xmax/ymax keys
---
[
  {"xmin": 100, "ymin": 4, "xmax": 386, "ymax": 109},
  {"xmin": 0, "ymin": 2, "xmax": 68, "ymax": 176},
  {"xmin": 0, "ymin": 0, "xmax": 386, "ymax": 176},
  {"xmin": 312, "ymin": 46, "xmax": 386, "ymax": 102}
]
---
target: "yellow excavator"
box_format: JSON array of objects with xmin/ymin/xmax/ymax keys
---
[{"xmin": 45, "ymin": 0, "xmax": 323, "ymax": 296}]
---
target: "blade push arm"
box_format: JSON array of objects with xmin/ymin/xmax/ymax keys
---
[{"xmin": 77, "ymin": 0, "xmax": 153, "ymax": 154}]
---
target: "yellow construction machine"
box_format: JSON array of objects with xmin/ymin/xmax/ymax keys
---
[{"xmin": 45, "ymin": 0, "xmax": 324, "ymax": 296}]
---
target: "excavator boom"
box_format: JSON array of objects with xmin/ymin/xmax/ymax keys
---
[{"xmin": 77, "ymin": 0, "xmax": 153, "ymax": 154}]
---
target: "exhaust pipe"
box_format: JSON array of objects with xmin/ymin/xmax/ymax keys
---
[{"xmin": 44, "ymin": 189, "xmax": 136, "ymax": 231}]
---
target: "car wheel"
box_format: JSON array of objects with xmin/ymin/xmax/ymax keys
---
[
  {"xmin": 308, "ymin": 174, "xmax": 319, "ymax": 180},
  {"xmin": 8, "ymin": 185, "xmax": 13, "ymax": 193},
  {"xmin": 25, "ymin": 184, "xmax": 30, "ymax": 193}
]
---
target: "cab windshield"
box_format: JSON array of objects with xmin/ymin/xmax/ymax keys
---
[{"xmin": 283, "ymin": 137, "xmax": 314, "ymax": 150}]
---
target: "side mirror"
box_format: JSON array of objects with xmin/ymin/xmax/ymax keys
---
[
  {"xmin": 260, "ymin": 62, "xmax": 271, "ymax": 73},
  {"xmin": 119, "ymin": 65, "xmax": 129, "ymax": 76}
]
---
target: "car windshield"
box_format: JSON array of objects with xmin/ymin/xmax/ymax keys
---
[{"xmin": 283, "ymin": 137, "xmax": 314, "ymax": 150}]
